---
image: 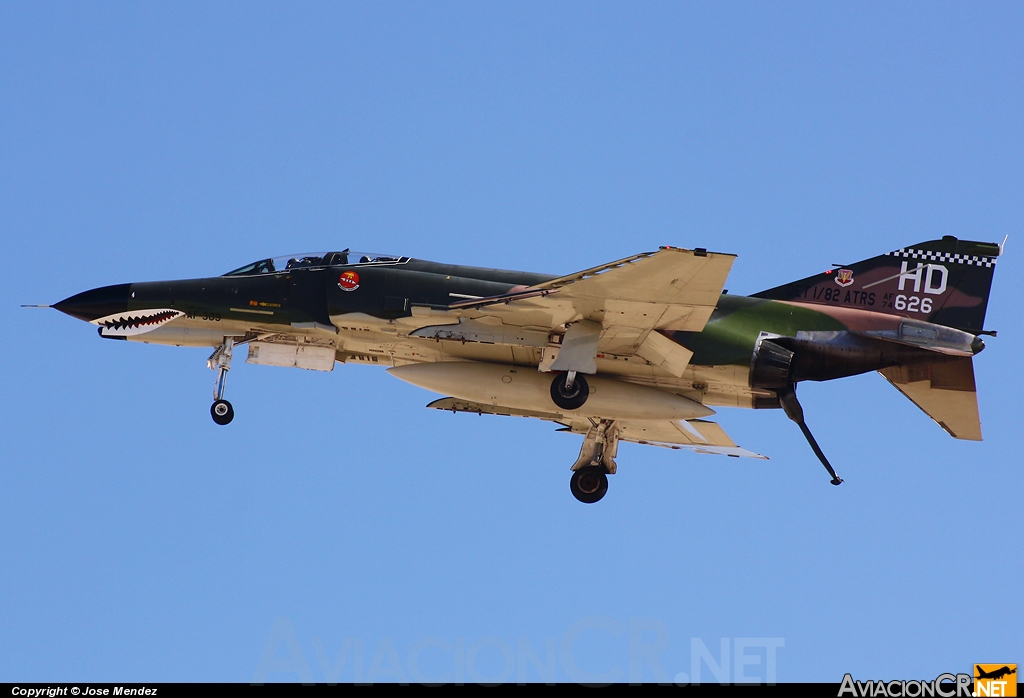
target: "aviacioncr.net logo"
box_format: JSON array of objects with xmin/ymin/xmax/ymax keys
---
[{"xmin": 838, "ymin": 673, "xmax": 973, "ymax": 697}]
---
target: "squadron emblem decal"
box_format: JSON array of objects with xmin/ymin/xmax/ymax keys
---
[
  {"xmin": 834, "ymin": 268, "xmax": 854, "ymax": 287},
  {"xmin": 338, "ymin": 271, "xmax": 360, "ymax": 292}
]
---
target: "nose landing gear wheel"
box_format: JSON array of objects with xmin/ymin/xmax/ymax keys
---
[
  {"xmin": 570, "ymin": 466, "xmax": 608, "ymax": 504},
  {"xmin": 211, "ymin": 399, "xmax": 234, "ymax": 425},
  {"xmin": 551, "ymin": 372, "xmax": 590, "ymax": 410},
  {"xmin": 208, "ymin": 338, "xmax": 236, "ymax": 425}
]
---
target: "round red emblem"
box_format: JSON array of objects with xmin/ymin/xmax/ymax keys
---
[{"xmin": 338, "ymin": 271, "xmax": 360, "ymax": 291}]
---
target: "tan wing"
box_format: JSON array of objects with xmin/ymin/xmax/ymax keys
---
[
  {"xmin": 879, "ymin": 358, "xmax": 982, "ymax": 440},
  {"xmin": 426, "ymin": 398, "xmax": 767, "ymax": 459},
  {"xmin": 583, "ymin": 418, "xmax": 767, "ymax": 459},
  {"xmin": 449, "ymin": 246, "xmax": 735, "ymax": 334},
  {"xmin": 442, "ymin": 247, "xmax": 734, "ymax": 379},
  {"xmin": 426, "ymin": 397, "xmax": 563, "ymax": 421},
  {"xmin": 533, "ymin": 246, "xmax": 734, "ymax": 310}
]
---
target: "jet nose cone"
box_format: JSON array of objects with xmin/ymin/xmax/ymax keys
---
[{"xmin": 53, "ymin": 283, "xmax": 132, "ymax": 322}]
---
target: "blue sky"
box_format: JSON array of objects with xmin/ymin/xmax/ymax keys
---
[{"xmin": 1, "ymin": 2, "xmax": 1021, "ymax": 683}]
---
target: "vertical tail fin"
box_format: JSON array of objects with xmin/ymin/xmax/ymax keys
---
[{"xmin": 754, "ymin": 236, "xmax": 1001, "ymax": 333}]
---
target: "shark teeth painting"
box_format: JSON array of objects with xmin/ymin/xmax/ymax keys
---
[{"xmin": 91, "ymin": 309, "xmax": 184, "ymax": 337}]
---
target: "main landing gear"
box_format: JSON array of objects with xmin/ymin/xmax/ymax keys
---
[
  {"xmin": 569, "ymin": 420, "xmax": 618, "ymax": 503},
  {"xmin": 550, "ymin": 371, "xmax": 590, "ymax": 410},
  {"xmin": 208, "ymin": 337, "xmax": 235, "ymax": 425},
  {"xmin": 571, "ymin": 467, "xmax": 608, "ymax": 504}
]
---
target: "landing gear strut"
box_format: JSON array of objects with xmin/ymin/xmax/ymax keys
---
[
  {"xmin": 551, "ymin": 371, "xmax": 590, "ymax": 410},
  {"xmin": 208, "ymin": 337, "xmax": 235, "ymax": 425},
  {"xmin": 778, "ymin": 384, "xmax": 843, "ymax": 485},
  {"xmin": 569, "ymin": 420, "xmax": 618, "ymax": 503}
]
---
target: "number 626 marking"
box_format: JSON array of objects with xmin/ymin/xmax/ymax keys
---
[{"xmin": 894, "ymin": 295, "xmax": 932, "ymax": 313}]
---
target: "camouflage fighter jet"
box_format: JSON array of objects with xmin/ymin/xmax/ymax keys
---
[{"xmin": 43, "ymin": 238, "xmax": 1002, "ymax": 503}]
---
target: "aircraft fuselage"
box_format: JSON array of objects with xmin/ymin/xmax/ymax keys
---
[{"xmin": 55, "ymin": 257, "xmax": 976, "ymax": 411}]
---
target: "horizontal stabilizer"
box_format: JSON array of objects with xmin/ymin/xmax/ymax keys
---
[{"xmin": 878, "ymin": 357, "xmax": 982, "ymax": 440}]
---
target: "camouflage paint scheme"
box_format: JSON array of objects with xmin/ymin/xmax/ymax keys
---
[{"xmin": 50, "ymin": 236, "xmax": 1000, "ymax": 497}]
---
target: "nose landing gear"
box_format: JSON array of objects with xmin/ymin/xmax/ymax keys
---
[
  {"xmin": 211, "ymin": 399, "xmax": 234, "ymax": 425},
  {"xmin": 208, "ymin": 337, "xmax": 235, "ymax": 425}
]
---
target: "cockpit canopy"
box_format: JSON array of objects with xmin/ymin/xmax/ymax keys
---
[{"xmin": 223, "ymin": 250, "xmax": 408, "ymax": 276}]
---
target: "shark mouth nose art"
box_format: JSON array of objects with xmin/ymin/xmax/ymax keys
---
[{"xmin": 91, "ymin": 309, "xmax": 184, "ymax": 337}]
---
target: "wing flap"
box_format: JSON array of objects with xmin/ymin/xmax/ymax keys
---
[
  {"xmin": 635, "ymin": 330, "xmax": 694, "ymax": 378},
  {"xmin": 878, "ymin": 357, "xmax": 982, "ymax": 440}
]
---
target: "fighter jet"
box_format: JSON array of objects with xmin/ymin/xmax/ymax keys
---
[{"xmin": 44, "ymin": 237, "xmax": 1002, "ymax": 503}]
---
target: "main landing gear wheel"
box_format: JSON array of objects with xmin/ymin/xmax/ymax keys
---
[
  {"xmin": 570, "ymin": 466, "xmax": 608, "ymax": 504},
  {"xmin": 211, "ymin": 399, "xmax": 234, "ymax": 425},
  {"xmin": 550, "ymin": 372, "xmax": 590, "ymax": 410}
]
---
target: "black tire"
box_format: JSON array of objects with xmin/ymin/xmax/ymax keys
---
[
  {"xmin": 211, "ymin": 399, "xmax": 234, "ymax": 425},
  {"xmin": 570, "ymin": 466, "xmax": 608, "ymax": 504},
  {"xmin": 550, "ymin": 372, "xmax": 590, "ymax": 410}
]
